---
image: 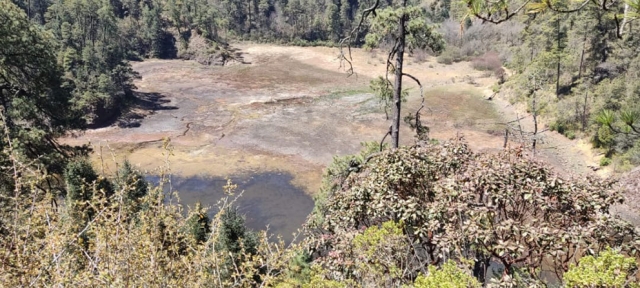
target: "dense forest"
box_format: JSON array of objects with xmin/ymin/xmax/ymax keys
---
[{"xmin": 2, "ymin": 0, "xmax": 640, "ymax": 286}]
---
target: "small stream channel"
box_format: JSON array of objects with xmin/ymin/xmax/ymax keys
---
[{"xmin": 147, "ymin": 172, "xmax": 314, "ymax": 243}]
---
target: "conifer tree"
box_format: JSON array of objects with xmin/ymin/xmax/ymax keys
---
[
  {"xmin": 1, "ymin": 0, "xmax": 84, "ymax": 180},
  {"xmin": 116, "ymin": 160, "xmax": 149, "ymax": 212},
  {"xmin": 342, "ymin": 0, "xmax": 444, "ymax": 148}
]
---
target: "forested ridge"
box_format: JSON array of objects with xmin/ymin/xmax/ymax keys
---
[
  {"xmin": 474, "ymin": 0, "xmax": 640, "ymax": 171},
  {"xmin": 2, "ymin": 0, "xmax": 640, "ymax": 286}
]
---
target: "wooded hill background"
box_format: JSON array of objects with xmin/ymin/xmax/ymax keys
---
[{"xmin": 8, "ymin": 0, "xmax": 640, "ymax": 169}]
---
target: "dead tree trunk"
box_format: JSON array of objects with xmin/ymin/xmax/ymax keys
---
[
  {"xmin": 531, "ymin": 76, "xmax": 541, "ymax": 156},
  {"xmin": 621, "ymin": 3, "xmax": 630, "ymax": 36},
  {"xmin": 503, "ymin": 128, "xmax": 509, "ymax": 148},
  {"xmin": 578, "ymin": 21, "xmax": 588, "ymax": 79},
  {"xmin": 391, "ymin": 1, "xmax": 406, "ymax": 149}
]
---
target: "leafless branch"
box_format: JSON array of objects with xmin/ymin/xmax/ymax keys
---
[
  {"xmin": 401, "ymin": 73, "xmax": 428, "ymax": 139},
  {"xmin": 545, "ymin": 0, "xmax": 591, "ymax": 13},
  {"xmin": 386, "ymin": 39, "xmax": 401, "ymax": 84},
  {"xmin": 380, "ymin": 125, "xmax": 392, "ymax": 151},
  {"xmin": 338, "ymin": 0, "xmax": 381, "ymax": 76},
  {"xmin": 469, "ymin": 0, "xmax": 533, "ymax": 24}
]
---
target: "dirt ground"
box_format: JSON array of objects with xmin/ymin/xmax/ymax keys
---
[{"xmin": 62, "ymin": 43, "xmax": 602, "ymax": 195}]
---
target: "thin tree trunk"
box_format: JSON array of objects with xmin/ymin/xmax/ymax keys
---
[
  {"xmin": 556, "ymin": 62, "xmax": 561, "ymax": 96},
  {"xmin": 503, "ymin": 128, "xmax": 509, "ymax": 149},
  {"xmin": 621, "ymin": 3, "xmax": 629, "ymax": 36},
  {"xmin": 578, "ymin": 38, "xmax": 586, "ymax": 78},
  {"xmin": 532, "ymin": 80, "xmax": 538, "ymax": 156},
  {"xmin": 582, "ymin": 90, "xmax": 588, "ymax": 131},
  {"xmin": 473, "ymin": 251, "xmax": 490, "ymax": 285},
  {"xmin": 530, "ymin": 46, "xmax": 534, "ymax": 62},
  {"xmin": 391, "ymin": 0, "xmax": 406, "ymax": 149},
  {"xmin": 247, "ymin": 0, "xmax": 252, "ymax": 33},
  {"xmin": 556, "ymin": 17, "xmax": 561, "ymax": 97},
  {"xmin": 578, "ymin": 20, "xmax": 588, "ymax": 79}
]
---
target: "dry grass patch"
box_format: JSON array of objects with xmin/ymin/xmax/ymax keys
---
[{"xmin": 418, "ymin": 86, "xmax": 500, "ymax": 127}]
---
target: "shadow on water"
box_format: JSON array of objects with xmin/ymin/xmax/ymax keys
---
[{"xmin": 146, "ymin": 172, "xmax": 314, "ymax": 244}]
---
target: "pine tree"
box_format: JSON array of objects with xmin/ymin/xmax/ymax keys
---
[
  {"xmin": 116, "ymin": 160, "xmax": 149, "ymax": 212},
  {"xmin": 355, "ymin": 1, "xmax": 444, "ymax": 148},
  {"xmin": 217, "ymin": 207, "xmax": 259, "ymax": 255},
  {"xmin": 339, "ymin": 0, "xmax": 350, "ymax": 31},
  {"xmin": 327, "ymin": 2, "xmax": 341, "ymax": 41},
  {"xmin": 64, "ymin": 158, "xmax": 113, "ymax": 225},
  {"xmin": 215, "ymin": 206, "xmax": 260, "ymax": 282},
  {"xmin": 258, "ymin": 0, "xmax": 271, "ymax": 29},
  {"xmin": 1, "ymin": 0, "xmax": 84, "ymax": 181},
  {"xmin": 44, "ymin": 0, "xmax": 140, "ymax": 125},
  {"xmin": 184, "ymin": 202, "xmax": 211, "ymax": 244}
]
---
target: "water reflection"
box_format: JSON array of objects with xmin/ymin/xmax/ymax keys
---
[{"xmin": 147, "ymin": 172, "xmax": 314, "ymax": 243}]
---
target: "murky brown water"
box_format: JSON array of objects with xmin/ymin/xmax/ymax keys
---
[{"xmin": 148, "ymin": 172, "xmax": 314, "ymax": 243}]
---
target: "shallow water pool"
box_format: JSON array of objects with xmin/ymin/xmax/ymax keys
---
[{"xmin": 147, "ymin": 172, "xmax": 314, "ymax": 243}]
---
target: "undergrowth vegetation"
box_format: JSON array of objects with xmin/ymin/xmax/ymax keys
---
[
  {"xmin": 1, "ymin": 127, "xmax": 639, "ymax": 287},
  {"xmin": 0, "ymin": 140, "xmax": 300, "ymax": 286}
]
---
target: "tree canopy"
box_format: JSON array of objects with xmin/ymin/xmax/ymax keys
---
[{"xmin": 1, "ymin": 0, "xmax": 83, "ymax": 179}]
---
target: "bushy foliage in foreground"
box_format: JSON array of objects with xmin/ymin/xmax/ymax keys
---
[
  {"xmin": 0, "ymin": 154, "xmax": 298, "ymax": 286},
  {"xmin": 414, "ymin": 260, "xmax": 481, "ymax": 288},
  {"xmin": 307, "ymin": 137, "xmax": 640, "ymax": 286},
  {"xmin": 564, "ymin": 248, "xmax": 639, "ymax": 288},
  {"xmin": 2, "ymin": 138, "xmax": 640, "ymax": 286}
]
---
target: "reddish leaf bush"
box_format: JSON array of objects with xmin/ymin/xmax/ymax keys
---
[
  {"xmin": 306, "ymin": 138, "xmax": 640, "ymax": 286},
  {"xmin": 472, "ymin": 51, "xmax": 505, "ymax": 79}
]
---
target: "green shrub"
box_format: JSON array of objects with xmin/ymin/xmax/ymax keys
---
[
  {"xmin": 491, "ymin": 83, "xmax": 501, "ymax": 93},
  {"xmin": 564, "ymin": 248, "xmax": 639, "ymax": 287},
  {"xmin": 437, "ymin": 47, "xmax": 463, "ymax": 65},
  {"xmin": 600, "ymin": 157, "xmax": 612, "ymax": 167},
  {"xmin": 550, "ymin": 120, "xmax": 579, "ymax": 139},
  {"xmin": 618, "ymin": 141, "xmax": 640, "ymax": 167},
  {"xmin": 437, "ymin": 54, "xmax": 453, "ymax": 65},
  {"xmin": 184, "ymin": 203, "xmax": 211, "ymax": 244},
  {"xmin": 275, "ymin": 265, "xmax": 351, "ymax": 288},
  {"xmin": 414, "ymin": 260, "xmax": 481, "ymax": 288},
  {"xmin": 275, "ymin": 250, "xmax": 313, "ymax": 286},
  {"xmin": 302, "ymin": 266, "xmax": 349, "ymax": 288},
  {"xmin": 353, "ymin": 221, "xmax": 403, "ymax": 255},
  {"xmin": 116, "ymin": 160, "xmax": 149, "ymax": 212},
  {"xmin": 351, "ymin": 221, "xmax": 406, "ymax": 283}
]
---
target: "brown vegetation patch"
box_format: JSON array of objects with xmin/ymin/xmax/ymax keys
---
[{"xmin": 414, "ymin": 85, "xmax": 501, "ymax": 132}]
